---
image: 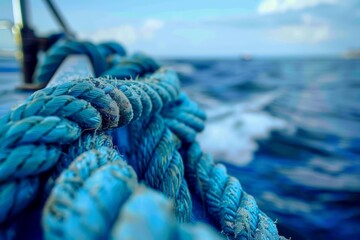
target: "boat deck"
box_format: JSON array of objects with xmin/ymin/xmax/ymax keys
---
[
  {"xmin": 0, "ymin": 56, "xmax": 93, "ymax": 117},
  {"xmin": 0, "ymin": 72, "xmax": 33, "ymax": 117}
]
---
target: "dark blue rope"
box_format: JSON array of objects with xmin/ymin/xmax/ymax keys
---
[{"xmin": 35, "ymin": 40, "xmax": 107, "ymax": 84}]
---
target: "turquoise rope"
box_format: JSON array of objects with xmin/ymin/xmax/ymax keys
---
[
  {"xmin": 161, "ymin": 94, "xmax": 283, "ymax": 239},
  {"xmin": 43, "ymin": 146, "xmax": 137, "ymax": 240},
  {"xmin": 0, "ymin": 177, "xmax": 39, "ymax": 223},
  {"xmin": 0, "ymin": 40, "xmax": 284, "ymax": 239},
  {"xmin": 97, "ymin": 41, "xmax": 127, "ymax": 60},
  {"xmin": 0, "ymin": 95, "xmax": 102, "ymax": 129},
  {"xmin": 43, "ymin": 132, "xmax": 114, "ymax": 201},
  {"xmin": 185, "ymin": 143, "xmax": 282, "ymax": 240},
  {"xmin": 0, "ymin": 144, "xmax": 60, "ymax": 181},
  {"xmin": 0, "ymin": 69, "xmax": 182, "ymax": 223},
  {"xmin": 0, "ymin": 116, "xmax": 81, "ymax": 148},
  {"xmin": 111, "ymin": 186, "xmax": 221, "ymax": 240},
  {"xmin": 102, "ymin": 54, "xmax": 160, "ymax": 79},
  {"xmin": 129, "ymin": 115, "xmax": 192, "ymax": 222},
  {"xmin": 43, "ymin": 133, "xmax": 220, "ymax": 240},
  {"xmin": 35, "ymin": 40, "xmax": 107, "ymax": 84}
]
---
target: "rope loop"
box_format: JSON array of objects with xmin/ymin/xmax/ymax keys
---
[
  {"xmin": 0, "ymin": 40, "xmax": 285, "ymax": 240},
  {"xmin": 35, "ymin": 40, "xmax": 107, "ymax": 84}
]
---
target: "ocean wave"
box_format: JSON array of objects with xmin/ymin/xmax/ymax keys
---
[
  {"xmin": 197, "ymin": 92, "xmax": 289, "ymax": 166},
  {"xmin": 164, "ymin": 63, "xmax": 196, "ymax": 75}
]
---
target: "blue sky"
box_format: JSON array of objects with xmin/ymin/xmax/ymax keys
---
[{"xmin": 1, "ymin": 0, "xmax": 360, "ymax": 57}]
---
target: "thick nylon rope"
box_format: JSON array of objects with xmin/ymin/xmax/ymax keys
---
[
  {"xmin": 43, "ymin": 132, "xmax": 114, "ymax": 201},
  {"xmin": 186, "ymin": 143, "xmax": 282, "ymax": 240},
  {"xmin": 35, "ymin": 40, "xmax": 108, "ymax": 84},
  {"xmin": 161, "ymin": 93, "xmax": 207, "ymax": 143},
  {"xmin": 97, "ymin": 41, "xmax": 127, "ymax": 60},
  {"xmin": 0, "ymin": 69, "xmax": 181, "ymax": 223},
  {"xmin": 43, "ymin": 145, "xmax": 137, "ymax": 240},
  {"xmin": 102, "ymin": 54, "xmax": 160, "ymax": 79},
  {"xmin": 160, "ymin": 93, "xmax": 284, "ymax": 239},
  {"xmin": 43, "ymin": 141, "xmax": 221, "ymax": 240},
  {"xmin": 112, "ymin": 186, "xmax": 222, "ymax": 240},
  {"xmin": 99, "ymin": 73, "xmax": 192, "ymax": 222},
  {"xmin": 129, "ymin": 115, "xmax": 192, "ymax": 222},
  {"xmin": 0, "ymin": 40, "xmax": 284, "ymax": 239}
]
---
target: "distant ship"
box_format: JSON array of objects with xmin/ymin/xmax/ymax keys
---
[
  {"xmin": 342, "ymin": 49, "xmax": 360, "ymax": 59},
  {"xmin": 240, "ymin": 54, "xmax": 253, "ymax": 61}
]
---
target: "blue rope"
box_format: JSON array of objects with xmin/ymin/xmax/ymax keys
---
[
  {"xmin": 43, "ymin": 132, "xmax": 114, "ymax": 201},
  {"xmin": 43, "ymin": 131, "xmax": 220, "ymax": 240},
  {"xmin": 129, "ymin": 115, "xmax": 192, "ymax": 222},
  {"xmin": 97, "ymin": 41, "xmax": 127, "ymax": 59},
  {"xmin": 0, "ymin": 40, "xmax": 285, "ymax": 239},
  {"xmin": 160, "ymin": 94, "xmax": 283, "ymax": 239},
  {"xmin": 0, "ymin": 69, "xmax": 181, "ymax": 223},
  {"xmin": 35, "ymin": 40, "xmax": 107, "ymax": 84},
  {"xmin": 102, "ymin": 54, "xmax": 160, "ymax": 79},
  {"xmin": 112, "ymin": 186, "xmax": 221, "ymax": 240},
  {"xmin": 43, "ymin": 145, "xmax": 137, "ymax": 240},
  {"xmin": 185, "ymin": 142, "xmax": 282, "ymax": 240}
]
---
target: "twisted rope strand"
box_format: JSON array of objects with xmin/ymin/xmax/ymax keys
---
[
  {"xmin": 0, "ymin": 177, "xmax": 39, "ymax": 223},
  {"xmin": 160, "ymin": 93, "xmax": 282, "ymax": 239},
  {"xmin": 0, "ymin": 95, "xmax": 102, "ymax": 129},
  {"xmin": 0, "ymin": 144, "xmax": 60, "ymax": 181},
  {"xmin": 0, "ymin": 38, "xmax": 285, "ymax": 240},
  {"xmin": 185, "ymin": 142, "xmax": 281, "ymax": 240},
  {"xmin": 111, "ymin": 186, "xmax": 221, "ymax": 240},
  {"xmin": 0, "ymin": 69, "xmax": 181, "ymax": 224},
  {"xmin": 43, "ymin": 146, "xmax": 134, "ymax": 240},
  {"xmin": 36, "ymin": 41, "xmax": 107, "ymax": 84},
  {"xmin": 43, "ymin": 132, "xmax": 114, "ymax": 200},
  {"xmin": 1, "ymin": 116, "xmax": 81, "ymax": 148},
  {"xmin": 129, "ymin": 115, "xmax": 192, "ymax": 222}
]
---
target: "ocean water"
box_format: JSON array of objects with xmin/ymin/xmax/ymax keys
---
[
  {"xmin": 1, "ymin": 57, "xmax": 360, "ymax": 239},
  {"xmin": 162, "ymin": 58, "xmax": 360, "ymax": 240}
]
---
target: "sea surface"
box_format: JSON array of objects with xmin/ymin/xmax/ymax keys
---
[
  {"xmin": 162, "ymin": 57, "xmax": 360, "ymax": 240},
  {"xmin": 1, "ymin": 56, "xmax": 360, "ymax": 239}
]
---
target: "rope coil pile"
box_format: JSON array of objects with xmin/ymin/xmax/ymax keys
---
[{"xmin": 0, "ymin": 40, "xmax": 285, "ymax": 239}]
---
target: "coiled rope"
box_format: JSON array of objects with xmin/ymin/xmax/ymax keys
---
[
  {"xmin": 161, "ymin": 92, "xmax": 284, "ymax": 239},
  {"xmin": 43, "ymin": 132, "xmax": 220, "ymax": 240},
  {"xmin": 35, "ymin": 41, "xmax": 109, "ymax": 84},
  {"xmin": 0, "ymin": 39, "xmax": 284, "ymax": 239}
]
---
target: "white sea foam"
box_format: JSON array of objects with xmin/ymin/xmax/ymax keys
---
[
  {"xmin": 166, "ymin": 63, "xmax": 196, "ymax": 75},
  {"xmin": 197, "ymin": 92, "xmax": 289, "ymax": 166},
  {"xmin": 279, "ymin": 166, "xmax": 360, "ymax": 191}
]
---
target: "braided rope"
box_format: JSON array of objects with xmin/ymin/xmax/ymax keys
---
[
  {"xmin": 43, "ymin": 141, "xmax": 220, "ymax": 240},
  {"xmin": 0, "ymin": 177, "xmax": 39, "ymax": 223},
  {"xmin": 0, "ymin": 40, "xmax": 285, "ymax": 239},
  {"xmin": 161, "ymin": 94, "xmax": 283, "ymax": 239},
  {"xmin": 35, "ymin": 40, "xmax": 107, "ymax": 84},
  {"xmin": 43, "ymin": 132, "xmax": 114, "ymax": 200},
  {"xmin": 102, "ymin": 54, "xmax": 160, "ymax": 79},
  {"xmin": 112, "ymin": 186, "xmax": 221, "ymax": 240},
  {"xmin": 43, "ymin": 145, "xmax": 137, "ymax": 240},
  {"xmin": 97, "ymin": 41, "xmax": 127, "ymax": 60},
  {"xmin": 162, "ymin": 93, "xmax": 206, "ymax": 143},
  {"xmin": 129, "ymin": 115, "xmax": 192, "ymax": 222},
  {"xmin": 0, "ymin": 69, "xmax": 181, "ymax": 223},
  {"xmin": 186, "ymin": 143, "xmax": 281, "ymax": 240}
]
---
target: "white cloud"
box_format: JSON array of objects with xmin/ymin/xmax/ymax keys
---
[
  {"xmin": 258, "ymin": 0, "xmax": 338, "ymax": 14},
  {"xmin": 140, "ymin": 19, "xmax": 165, "ymax": 39},
  {"xmin": 82, "ymin": 19, "xmax": 165, "ymax": 46},
  {"xmin": 85, "ymin": 25, "xmax": 138, "ymax": 45},
  {"xmin": 269, "ymin": 14, "xmax": 332, "ymax": 44}
]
